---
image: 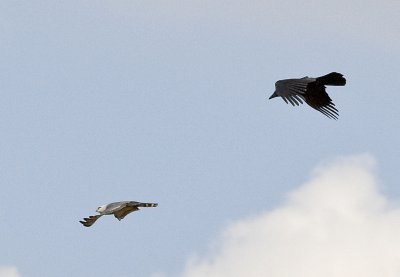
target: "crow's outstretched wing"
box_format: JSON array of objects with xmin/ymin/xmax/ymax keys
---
[
  {"xmin": 274, "ymin": 78, "xmax": 309, "ymax": 106},
  {"xmin": 303, "ymin": 81, "xmax": 339, "ymax": 119}
]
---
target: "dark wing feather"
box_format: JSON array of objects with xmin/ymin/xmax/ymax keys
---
[
  {"xmin": 276, "ymin": 79, "xmax": 308, "ymax": 106},
  {"xmin": 113, "ymin": 206, "xmax": 139, "ymax": 221},
  {"xmin": 304, "ymin": 82, "xmax": 339, "ymax": 119},
  {"xmin": 79, "ymin": 215, "xmax": 102, "ymax": 227}
]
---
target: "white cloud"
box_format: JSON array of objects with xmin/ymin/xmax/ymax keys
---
[
  {"xmin": 181, "ymin": 154, "xmax": 400, "ymax": 277},
  {"xmin": 0, "ymin": 267, "xmax": 20, "ymax": 277}
]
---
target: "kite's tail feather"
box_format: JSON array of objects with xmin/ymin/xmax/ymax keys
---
[
  {"xmin": 317, "ymin": 72, "xmax": 346, "ymax": 86},
  {"xmin": 138, "ymin": 203, "xmax": 158, "ymax": 208}
]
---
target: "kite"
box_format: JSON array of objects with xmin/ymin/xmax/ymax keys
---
[{"xmin": 80, "ymin": 201, "xmax": 158, "ymax": 227}]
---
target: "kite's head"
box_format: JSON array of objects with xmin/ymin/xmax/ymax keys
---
[{"xmin": 96, "ymin": 205, "xmax": 106, "ymax": 213}]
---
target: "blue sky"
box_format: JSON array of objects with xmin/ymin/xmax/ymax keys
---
[{"xmin": 1, "ymin": 1, "xmax": 399, "ymax": 276}]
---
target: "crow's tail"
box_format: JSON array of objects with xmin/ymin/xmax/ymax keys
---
[
  {"xmin": 138, "ymin": 203, "xmax": 158, "ymax": 208},
  {"xmin": 317, "ymin": 72, "xmax": 346, "ymax": 86}
]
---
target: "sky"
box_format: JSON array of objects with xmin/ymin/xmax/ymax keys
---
[{"xmin": 1, "ymin": 1, "xmax": 400, "ymax": 276}]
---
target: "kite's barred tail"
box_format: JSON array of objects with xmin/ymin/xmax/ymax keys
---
[
  {"xmin": 138, "ymin": 203, "xmax": 158, "ymax": 208},
  {"xmin": 317, "ymin": 72, "xmax": 346, "ymax": 86}
]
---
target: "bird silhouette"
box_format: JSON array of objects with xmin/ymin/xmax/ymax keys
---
[{"xmin": 269, "ymin": 72, "xmax": 346, "ymax": 119}]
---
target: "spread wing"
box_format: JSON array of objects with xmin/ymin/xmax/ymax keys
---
[
  {"xmin": 79, "ymin": 215, "xmax": 102, "ymax": 227},
  {"xmin": 102, "ymin": 201, "xmax": 130, "ymax": 214},
  {"xmin": 275, "ymin": 79, "xmax": 308, "ymax": 106},
  {"xmin": 113, "ymin": 206, "xmax": 139, "ymax": 221},
  {"xmin": 303, "ymin": 82, "xmax": 338, "ymax": 119}
]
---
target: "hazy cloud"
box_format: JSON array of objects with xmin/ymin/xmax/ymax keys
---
[
  {"xmin": 181, "ymin": 154, "xmax": 400, "ymax": 277},
  {"xmin": 101, "ymin": 0, "xmax": 400, "ymax": 46},
  {"xmin": 0, "ymin": 267, "xmax": 20, "ymax": 277}
]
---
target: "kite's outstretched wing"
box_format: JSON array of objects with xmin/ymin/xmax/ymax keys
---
[
  {"xmin": 79, "ymin": 215, "xmax": 102, "ymax": 227},
  {"xmin": 113, "ymin": 206, "xmax": 139, "ymax": 221},
  {"xmin": 113, "ymin": 202, "xmax": 158, "ymax": 220}
]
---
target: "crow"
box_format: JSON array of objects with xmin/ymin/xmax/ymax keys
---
[{"xmin": 269, "ymin": 72, "xmax": 346, "ymax": 119}]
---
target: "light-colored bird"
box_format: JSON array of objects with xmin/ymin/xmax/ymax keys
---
[
  {"xmin": 80, "ymin": 201, "xmax": 158, "ymax": 227},
  {"xmin": 269, "ymin": 72, "xmax": 346, "ymax": 119}
]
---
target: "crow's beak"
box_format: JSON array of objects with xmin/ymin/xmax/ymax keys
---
[{"xmin": 269, "ymin": 91, "xmax": 278, "ymax": 99}]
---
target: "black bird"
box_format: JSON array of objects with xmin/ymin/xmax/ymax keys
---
[{"xmin": 269, "ymin": 72, "xmax": 346, "ymax": 119}]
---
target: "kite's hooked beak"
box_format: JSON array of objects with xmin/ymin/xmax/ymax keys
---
[{"xmin": 269, "ymin": 91, "xmax": 278, "ymax": 99}]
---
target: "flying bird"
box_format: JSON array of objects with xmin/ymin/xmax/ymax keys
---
[
  {"xmin": 268, "ymin": 72, "xmax": 346, "ymax": 119},
  {"xmin": 80, "ymin": 201, "xmax": 158, "ymax": 227}
]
